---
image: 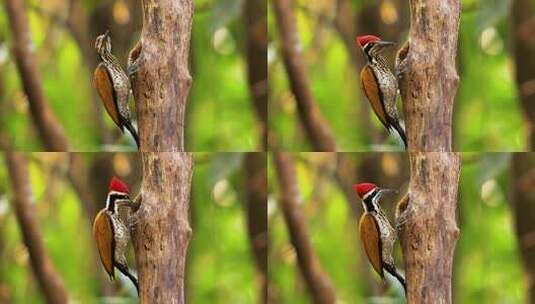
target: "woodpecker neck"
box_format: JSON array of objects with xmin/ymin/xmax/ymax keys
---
[
  {"xmin": 106, "ymin": 191, "xmax": 129, "ymax": 213},
  {"xmin": 361, "ymin": 189, "xmax": 380, "ymax": 213},
  {"xmin": 364, "ymin": 44, "xmax": 389, "ymax": 68},
  {"xmin": 99, "ymin": 50, "xmax": 122, "ymax": 70}
]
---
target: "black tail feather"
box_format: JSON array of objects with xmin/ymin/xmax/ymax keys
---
[
  {"xmin": 384, "ymin": 263, "xmax": 407, "ymax": 294},
  {"xmin": 123, "ymin": 121, "xmax": 140, "ymax": 148},
  {"xmin": 391, "ymin": 121, "xmax": 407, "ymax": 149},
  {"xmin": 115, "ymin": 263, "xmax": 139, "ymax": 294}
]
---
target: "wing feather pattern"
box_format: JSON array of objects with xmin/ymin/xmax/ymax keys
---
[
  {"xmin": 94, "ymin": 63, "xmax": 122, "ymax": 129},
  {"xmin": 93, "ymin": 210, "xmax": 115, "ymax": 279},
  {"xmin": 359, "ymin": 213, "xmax": 384, "ymax": 278},
  {"xmin": 360, "ymin": 66, "xmax": 389, "ymax": 130}
]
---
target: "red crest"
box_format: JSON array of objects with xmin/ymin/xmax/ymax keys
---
[
  {"xmin": 353, "ymin": 183, "xmax": 377, "ymax": 198},
  {"xmin": 356, "ymin": 35, "xmax": 381, "ymax": 47},
  {"xmin": 109, "ymin": 176, "xmax": 130, "ymax": 194}
]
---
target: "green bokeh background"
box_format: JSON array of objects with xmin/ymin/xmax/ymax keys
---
[
  {"xmin": 268, "ymin": 153, "xmax": 524, "ymax": 303},
  {"xmin": 268, "ymin": 0, "xmax": 526, "ymax": 151},
  {"xmin": 0, "ymin": 152, "xmax": 259, "ymax": 303},
  {"xmin": 0, "ymin": 0, "xmax": 259, "ymax": 151}
]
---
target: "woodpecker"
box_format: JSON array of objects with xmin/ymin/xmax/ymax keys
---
[
  {"xmin": 93, "ymin": 176, "xmax": 140, "ymax": 293},
  {"xmin": 93, "ymin": 31, "xmax": 140, "ymax": 148},
  {"xmin": 354, "ymin": 182, "xmax": 406, "ymax": 292},
  {"xmin": 357, "ymin": 35, "xmax": 407, "ymax": 148}
]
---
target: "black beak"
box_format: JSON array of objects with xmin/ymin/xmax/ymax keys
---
[
  {"xmin": 377, "ymin": 40, "xmax": 395, "ymax": 48},
  {"xmin": 379, "ymin": 188, "xmax": 398, "ymax": 195}
]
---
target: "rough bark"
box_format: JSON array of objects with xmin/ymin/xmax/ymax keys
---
[
  {"xmin": 131, "ymin": 0, "xmax": 193, "ymax": 151},
  {"xmin": 273, "ymin": 152, "xmax": 336, "ymax": 303},
  {"xmin": 272, "ymin": 0, "xmax": 336, "ymax": 151},
  {"xmin": 243, "ymin": 153, "xmax": 268, "ymax": 303},
  {"xmin": 132, "ymin": 153, "xmax": 193, "ymax": 303},
  {"xmin": 5, "ymin": 152, "xmax": 69, "ymax": 304},
  {"xmin": 400, "ymin": 152, "xmax": 460, "ymax": 303},
  {"xmin": 398, "ymin": 1, "xmax": 461, "ymax": 151},
  {"xmin": 510, "ymin": 153, "xmax": 535, "ymax": 302},
  {"xmin": 244, "ymin": 0, "xmax": 268, "ymax": 151},
  {"xmin": 511, "ymin": 0, "xmax": 535, "ymax": 150},
  {"xmin": 4, "ymin": 0, "xmax": 69, "ymax": 151}
]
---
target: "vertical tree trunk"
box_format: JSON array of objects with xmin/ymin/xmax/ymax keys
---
[
  {"xmin": 273, "ymin": 152, "xmax": 337, "ymax": 303},
  {"xmin": 5, "ymin": 152, "xmax": 69, "ymax": 304},
  {"xmin": 398, "ymin": 1, "xmax": 461, "ymax": 151},
  {"xmin": 510, "ymin": 153, "xmax": 535, "ymax": 302},
  {"xmin": 511, "ymin": 0, "xmax": 535, "ymax": 150},
  {"xmin": 243, "ymin": 153, "xmax": 268, "ymax": 303},
  {"xmin": 131, "ymin": 0, "xmax": 194, "ymax": 151},
  {"xmin": 401, "ymin": 152, "xmax": 460, "ymax": 303},
  {"xmin": 132, "ymin": 152, "xmax": 193, "ymax": 303},
  {"xmin": 244, "ymin": 0, "xmax": 268, "ymax": 150}
]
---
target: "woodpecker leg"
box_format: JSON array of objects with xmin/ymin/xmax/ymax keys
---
[{"xmin": 395, "ymin": 204, "xmax": 415, "ymax": 231}]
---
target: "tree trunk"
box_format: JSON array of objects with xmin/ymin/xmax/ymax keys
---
[
  {"xmin": 132, "ymin": 152, "xmax": 193, "ymax": 303},
  {"xmin": 5, "ymin": 152, "xmax": 69, "ymax": 304},
  {"xmin": 273, "ymin": 152, "xmax": 337, "ymax": 303},
  {"xmin": 511, "ymin": 0, "xmax": 535, "ymax": 150},
  {"xmin": 131, "ymin": 0, "xmax": 194, "ymax": 151},
  {"xmin": 510, "ymin": 153, "xmax": 535, "ymax": 302},
  {"xmin": 398, "ymin": 1, "xmax": 461, "ymax": 151},
  {"xmin": 243, "ymin": 153, "xmax": 268, "ymax": 303},
  {"xmin": 400, "ymin": 152, "xmax": 460, "ymax": 303}
]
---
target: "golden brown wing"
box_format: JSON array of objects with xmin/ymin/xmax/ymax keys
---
[
  {"xmin": 359, "ymin": 213, "xmax": 384, "ymax": 277},
  {"xmin": 93, "ymin": 210, "xmax": 115, "ymax": 279},
  {"xmin": 93, "ymin": 63, "xmax": 121, "ymax": 129},
  {"xmin": 360, "ymin": 66, "xmax": 389, "ymax": 129}
]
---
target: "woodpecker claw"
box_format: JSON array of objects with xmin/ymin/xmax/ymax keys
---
[{"xmin": 395, "ymin": 204, "xmax": 414, "ymax": 231}]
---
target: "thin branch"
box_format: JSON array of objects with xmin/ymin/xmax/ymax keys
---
[
  {"xmin": 5, "ymin": 0, "xmax": 69, "ymax": 151},
  {"xmin": 243, "ymin": 153, "xmax": 268, "ymax": 303},
  {"xmin": 244, "ymin": 0, "xmax": 268, "ymax": 150},
  {"xmin": 510, "ymin": 154, "xmax": 535, "ymax": 302},
  {"xmin": 511, "ymin": 0, "xmax": 535, "ymax": 150},
  {"xmin": 5, "ymin": 152, "xmax": 69, "ymax": 304},
  {"xmin": 272, "ymin": 0, "xmax": 336, "ymax": 151},
  {"xmin": 273, "ymin": 152, "xmax": 336, "ymax": 303}
]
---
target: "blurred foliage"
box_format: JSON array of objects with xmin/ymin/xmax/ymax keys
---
[
  {"xmin": 0, "ymin": 152, "xmax": 260, "ymax": 303},
  {"xmin": 0, "ymin": 0, "xmax": 259, "ymax": 151},
  {"xmin": 268, "ymin": 152, "xmax": 525, "ymax": 303},
  {"xmin": 268, "ymin": 0, "xmax": 526, "ymax": 151}
]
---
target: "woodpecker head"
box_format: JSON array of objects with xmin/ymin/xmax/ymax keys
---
[
  {"xmin": 106, "ymin": 176, "xmax": 130, "ymax": 213},
  {"xmin": 356, "ymin": 35, "xmax": 395, "ymax": 59},
  {"xmin": 95, "ymin": 30, "xmax": 112, "ymax": 55},
  {"xmin": 354, "ymin": 183, "xmax": 378, "ymax": 201},
  {"xmin": 353, "ymin": 182, "xmax": 395, "ymax": 212}
]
